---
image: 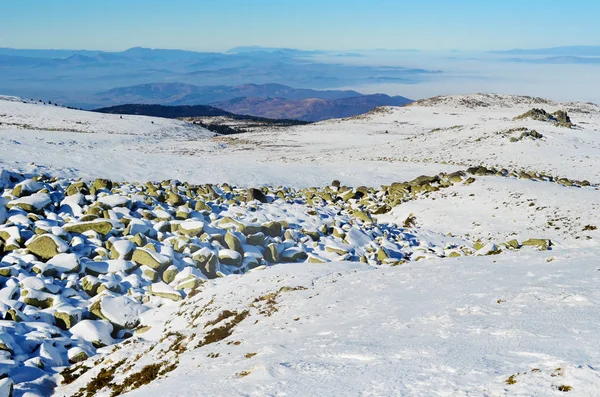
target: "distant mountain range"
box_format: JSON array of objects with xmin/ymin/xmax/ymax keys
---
[
  {"xmin": 212, "ymin": 94, "xmax": 412, "ymax": 121},
  {"xmin": 444, "ymin": 46, "xmax": 600, "ymax": 65},
  {"xmin": 500, "ymin": 56, "xmax": 600, "ymax": 65},
  {"xmin": 95, "ymin": 83, "xmax": 364, "ymax": 106},
  {"xmin": 225, "ymin": 46, "xmax": 326, "ymax": 56},
  {"xmin": 490, "ymin": 45, "xmax": 600, "ymax": 56},
  {"xmin": 92, "ymin": 83, "xmax": 412, "ymax": 121},
  {"xmin": 92, "ymin": 103, "xmax": 309, "ymax": 126},
  {"xmin": 0, "ymin": 46, "xmax": 437, "ymax": 106}
]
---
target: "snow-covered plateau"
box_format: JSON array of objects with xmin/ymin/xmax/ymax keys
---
[{"xmin": 0, "ymin": 94, "xmax": 599, "ymax": 396}]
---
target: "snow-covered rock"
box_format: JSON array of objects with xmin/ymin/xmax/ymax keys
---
[
  {"xmin": 92, "ymin": 295, "xmax": 147, "ymax": 329},
  {"xmin": 70, "ymin": 320, "xmax": 114, "ymax": 347},
  {"xmin": 47, "ymin": 253, "xmax": 80, "ymax": 273},
  {"xmin": 7, "ymin": 193, "xmax": 51, "ymax": 213}
]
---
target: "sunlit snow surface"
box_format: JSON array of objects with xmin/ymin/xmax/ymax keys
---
[
  {"xmin": 1, "ymin": 93, "xmax": 600, "ymax": 186},
  {"xmin": 57, "ymin": 254, "xmax": 600, "ymax": 397},
  {"xmin": 1, "ymin": 95, "xmax": 599, "ymax": 396}
]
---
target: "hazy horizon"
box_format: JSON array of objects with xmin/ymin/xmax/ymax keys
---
[
  {"xmin": 2, "ymin": 0, "xmax": 600, "ymax": 106},
  {"xmin": 2, "ymin": 44, "xmax": 600, "ymax": 53}
]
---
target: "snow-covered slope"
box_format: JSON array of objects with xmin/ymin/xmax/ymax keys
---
[
  {"xmin": 0, "ymin": 96, "xmax": 42, "ymax": 105},
  {"xmin": 379, "ymin": 176, "xmax": 600, "ymax": 249},
  {"xmin": 1, "ymin": 94, "xmax": 599, "ymax": 396},
  {"xmin": 248, "ymin": 92, "xmax": 600, "ymax": 184},
  {"xmin": 3, "ymin": 93, "xmax": 599, "ymax": 186},
  {"xmin": 56, "ymin": 253, "xmax": 600, "ymax": 397}
]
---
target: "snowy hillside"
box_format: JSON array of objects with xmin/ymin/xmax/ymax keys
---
[
  {"xmin": 257, "ymin": 92, "xmax": 600, "ymax": 183},
  {"xmin": 3, "ymin": 93, "xmax": 599, "ymax": 187},
  {"xmin": 0, "ymin": 94, "xmax": 599, "ymax": 396},
  {"xmin": 56, "ymin": 253, "xmax": 600, "ymax": 397}
]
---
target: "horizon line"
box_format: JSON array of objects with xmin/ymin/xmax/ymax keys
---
[{"xmin": 2, "ymin": 44, "xmax": 600, "ymax": 54}]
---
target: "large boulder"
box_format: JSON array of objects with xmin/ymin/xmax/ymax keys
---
[
  {"xmin": 92, "ymin": 178, "xmax": 113, "ymax": 192},
  {"xmin": 149, "ymin": 282, "xmax": 183, "ymax": 301},
  {"xmin": 68, "ymin": 347, "xmax": 89, "ymax": 364},
  {"xmin": 224, "ymin": 231, "xmax": 243, "ymax": 254},
  {"xmin": 89, "ymin": 295, "xmax": 147, "ymax": 329},
  {"xmin": 66, "ymin": 181, "xmax": 89, "ymax": 196},
  {"xmin": 178, "ymin": 220, "xmax": 205, "ymax": 237},
  {"xmin": 219, "ymin": 217, "xmax": 261, "ymax": 236},
  {"xmin": 22, "ymin": 289, "xmax": 56, "ymax": 309},
  {"xmin": 280, "ymin": 247, "xmax": 308, "ymax": 263},
  {"xmin": 27, "ymin": 234, "xmax": 69, "ymax": 260},
  {"xmin": 261, "ymin": 221, "xmax": 283, "ymax": 238},
  {"xmin": 132, "ymin": 248, "xmax": 172, "ymax": 270},
  {"xmin": 110, "ymin": 239, "xmax": 135, "ymax": 260},
  {"xmin": 70, "ymin": 320, "xmax": 115, "ymax": 347},
  {"xmin": 7, "ymin": 193, "xmax": 51, "ymax": 213},
  {"xmin": 162, "ymin": 265, "xmax": 179, "ymax": 284},
  {"xmin": 12, "ymin": 179, "xmax": 44, "ymax": 197},
  {"xmin": 410, "ymin": 175, "xmax": 439, "ymax": 186},
  {"xmin": 98, "ymin": 194, "xmax": 130, "ymax": 208},
  {"xmin": 53, "ymin": 305, "xmax": 82, "ymax": 330},
  {"xmin": 63, "ymin": 220, "xmax": 113, "ymax": 236},
  {"xmin": 264, "ymin": 243, "xmax": 280, "ymax": 263},
  {"xmin": 218, "ymin": 249, "xmax": 242, "ymax": 267},
  {"xmin": 521, "ymin": 238, "xmax": 551, "ymax": 250},
  {"xmin": 47, "ymin": 253, "xmax": 80, "ymax": 274},
  {"xmin": 247, "ymin": 188, "xmax": 268, "ymax": 203},
  {"xmin": 194, "ymin": 249, "xmax": 218, "ymax": 279},
  {"xmin": 246, "ymin": 232, "xmax": 265, "ymax": 246}
]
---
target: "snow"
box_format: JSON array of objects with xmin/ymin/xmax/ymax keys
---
[
  {"xmin": 98, "ymin": 194, "xmax": 130, "ymax": 208},
  {"xmin": 377, "ymin": 176, "xmax": 600, "ymax": 249},
  {"xmin": 0, "ymin": 96, "xmax": 459, "ymax": 187},
  {"xmin": 149, "ymin": 282, "xmax": 182, "ymax": 300},
  {"xmin": 47, "ymin": 253, "xmax": 79, "ymax": 273},
  {"xmin": 70, "ymin": 320, "xmax": 114, "ymax": 347},
  {"xmin": 8, "ymin": 193, "xmax": 51, "ymax": 211},
  {"xmin": 1, "ymin": 94, "xmax": 599, "ymax": 188},
  {"xmin": 111, "ymin": 239, "xmax": 134, "ymax": 257},
  {"xmin": 0, "ymin": 226, "xmax": 21, "ymax": 243},
  {"xmin": 98, "ymin": 295, "xmax": 148, "ymax": 328},
  {"xmin": 0, "ymin": 377, "xmax": 13, "ymax": 397},
  {"xmin": 219, "ymin": 249, "xmax": 241, "ymax": 260},
  {"xmin": 27, "ymin": 233, "xmax": 70, "ymax": 253},
  {"xmin": 19, "ymin": 276, "xmax": 46, "ymax": 291},
  {"xmin": 0, "ymin": 198, "xmax": 7, "ymax": 224},
  {"xmin": 1, "ymin": 93, "xmax": 600, "ymax": 396},
  {"xmin": 57, "ymin": 253, "xmax": 600, "ymax": 396},
  {"xmin": 178, "ymin": 220, "xmax": 205, "ymax": 233},
  {"xmin": 84, "ymin": 259, "xmax": 136, "ymax": 275}
]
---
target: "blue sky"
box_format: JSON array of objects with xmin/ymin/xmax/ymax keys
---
[{"xmin": 1, "ymin": 0, "xmax": 599, "ymax": 51}]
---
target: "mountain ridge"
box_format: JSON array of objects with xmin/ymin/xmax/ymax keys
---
[
  {"xmin": 91, "ymin": 83, "xmax": 411, "ymax": 121},
  {"xmin": 92, "ymin": 102, "xmax": 310, "ymax": 125},
  {"xmin": 212, "ymin": 93, "xmax": 413, "ymax": 121},
  {"xmin": 490, "ymin": 45, "xmax": 600, "ymax": 56},
  {"xmin": 95, "ymin": 83, "xmax": 364, "ymax": 105},
  {"xmin": 0, "ymin": 46, "xmax": 437, "ymax": 105}
]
